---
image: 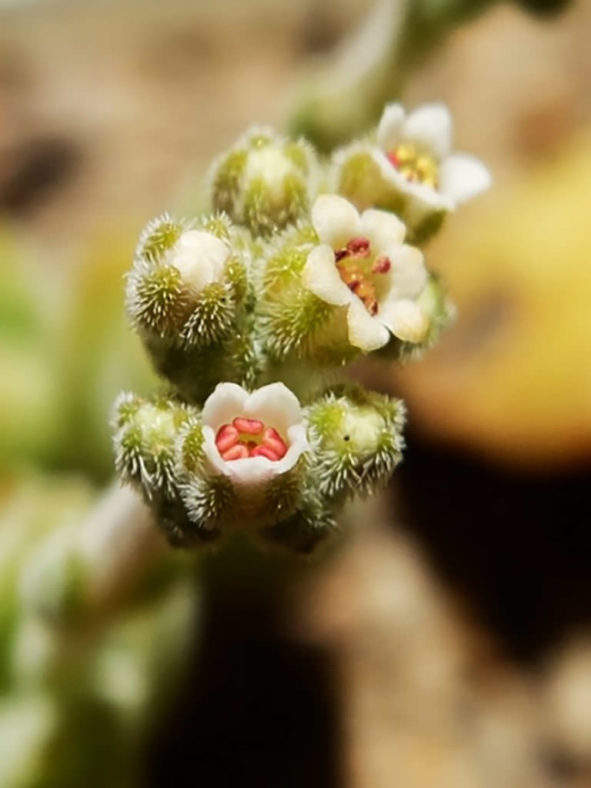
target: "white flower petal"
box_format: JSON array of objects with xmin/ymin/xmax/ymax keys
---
[
  {"xmin": 222, "ymin": 427, "xmax": 309, "ymax": 485},
  {"xmin": 439, "ymin": 153, "xmax": 491, "ymax": 205},
  {"xmin": 385, "ymin": 299, "xmax": 429, "ymax": 343},
  {"xmin": 220, "ymin": 455, "xmax": 277, "ymax": 485},
  {"xmin": 202, "ymin": 425, "xmax": 228, "ymax": 475},
  {"xmin": 346, "ymin": 299, "xmax": 390, "ymax": 352},
  {"xmin": 201, "ymin": 382, "xmax": 249, "ymax": 429},
  {"xmin": 245, "ymin": 382, "xmax": 303, "ymax": 434},
  {"xmin": 384, "ymin": 243, "xmax": 428, "ymax": 300},
  {"xmin": 271, "ymin": 424, "xmax": 310, "ymax": 474},
  {"xmin": 172, "ymin": 230, "xmax": 229, "ymax": 292},
  {"xmin": 360, "ymin": 208, "xmax": 406, "ymax": 250},
  {"xmin": 403, "ymin": 103, "xmax": 452, "ymax": 160},
  {"xmin": 311, "ymin": 194, "xmax": 360, "ymax": 248},
  {"xmin": 302, "ymin": 245, "xmax": 352, "ymax": 307},
  {"xmin": 376, "ymin": 103, "xmax": 405, "ymax": 151}
]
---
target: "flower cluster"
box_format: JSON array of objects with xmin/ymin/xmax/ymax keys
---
[
  {"xmin": 113, "ymin": 383, "xmax": 403, "ymax": 553},
  {"xmin": 334, "ymin": 103, "xmax": 490, "ymax": 242},
  {"xmin": 114, "ymin": 104, "xmax": 489, "ymax": 553}
]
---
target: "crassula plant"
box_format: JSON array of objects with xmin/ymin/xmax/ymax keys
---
[{"xmin": 112, "ymin": 104, "xmax": 489, "ymax": 554}]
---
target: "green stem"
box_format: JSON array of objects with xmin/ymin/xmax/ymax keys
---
[{"xmin": 289, "ymin": 0, "xmax": 497, "ymax": 152}]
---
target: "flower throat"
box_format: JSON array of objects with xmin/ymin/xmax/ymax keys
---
[{"xmin": 334, "ymin": 237, "xmax": 391, "ymax": 316}]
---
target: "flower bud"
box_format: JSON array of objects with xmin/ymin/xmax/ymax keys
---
[
  {"xmin": 209, "ymin": 127, "xmax": 317, "ymax": 237},
  {"xmin": 112, "ymin": 393, "xmax": 188, "ymax": 500},
  {"xmin": 257, "ymin": 222, "xmax": 337, "ymax": 362},
  {"xmin": 126, "ymin": 213, "xmax": 248, "ymax": 351},
  {"xmin": 305, "ymin": 386, "xmax": 406, "ymax": 500}
]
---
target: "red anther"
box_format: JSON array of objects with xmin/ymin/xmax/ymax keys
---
[
  {"xmin": 334, "ymin": 247, "xmax": 349, "ymax": 262},
  {"xmin": 221, "ymin": 444, "xmax": 249, "ymax": 461},
  {"xmin": 262, "ymin": 427, "xmax": 288, "ymax": 459},
  {"xmin": 250, "ymin": 444, "xmax": 281, "ymax": 461},
  {"xmin": 387, "ymin": 152, "xmax": 400, "ymax": 168},
  {"xmin": 215, "ymin": 424, "xmax": 239, "ymax": 453},
  {"xmin": 372, "ymin": 256, "xmax": 391, "ymax": 274},
  {"xmin": 232, "ymin": 417, "xmax": 264, "ymax": 435},
  {"xmin": 346, "ymin": 237, "xmax": 371, "ymax": 257}
]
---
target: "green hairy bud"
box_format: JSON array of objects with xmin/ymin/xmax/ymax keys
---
[
  {"xmin": 112, "ymin": 393, "xmax": 188, "ymax": 499},
  {"xmin": 127, "ymin": 213, "xmax": 248, "ymax": 348},
  {"xmin": 209, "ymin": 127, "xmax": 318, "ymax": 237},
  {"xmin": 306, "ymin": 386, "xmax": 406, "ymax": 501},
  {"xmin": 126, "ymin": 213, "xmax": 254, "ymax": 401},
  {"xmin": 257, "ymin": 223, "xmax": 343, "ymax": 363}
]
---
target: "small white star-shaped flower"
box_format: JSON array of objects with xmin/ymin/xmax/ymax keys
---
[
  {"xmin": 375, "ymin": 102, "xmax": 491, "ymax": 214},
  {"xmin": 201, "ymin": 382, "xmax": 310, "ymax": 486},
  {"xmin": 302, "ymin": 195, "xmax": 429, "ymax": 352}
]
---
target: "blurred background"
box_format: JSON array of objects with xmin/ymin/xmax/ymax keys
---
[{"xmin": 1, "ymin": 0, "xmax": 591, "ymax": 785}]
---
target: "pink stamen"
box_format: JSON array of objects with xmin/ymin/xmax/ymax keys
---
[
  {"xmin": 250, "ymin": 444, "xmax": 282, "ymax": 461},
  {"xmin": 215, "ymin": 424, "xmax": 239, "ymax": 453},
  {"xmin": 346, "ymin": 237, "xmax": 371, "ymax": 257},
  {"xmin": 215, "ymin": 417, "xmax": 289, "ymax": 461},
  {"xmin": 232, "ymin": 417, "xmax": 264, "ymax": 435},
  {"xmin": 335, "ymin": 237, "xmax": 371, "ymax": 263},
  {"xmin": 221, "ymin": 444, "xmax": 249, "ymax": 461},
  {"xmin": 372, "ymin": 256, "xmax": 391, "ymax": 274},
  {"xmin": 387, "ymin": 151, "xmax": 400, "ymax": 168},
  {"xmin": 262, "ymin": 427, "xmax": 288, "ymax": 459}
]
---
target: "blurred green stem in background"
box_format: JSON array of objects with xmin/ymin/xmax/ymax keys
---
[
  {"xmin": 0, "ymin": 479, "xmax": 197, "ymax": 787},
  {"xmin": 289, "ymin": 0, "xmax": 572, "ymax": 151}
]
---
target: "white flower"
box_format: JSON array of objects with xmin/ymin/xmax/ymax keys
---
[
  {"xmin": 201, "ymin": 382, "xmax": 310, "ymax": 486},
  {"xmin": 302, "ymin": 195, "xmax": 429, "ymax": 351},
  {"xmin": 170, "ymin": 230, "xmax": 230, "ymax": 293},
  {"xmin": 374, "ymin": 102, "xmax": 491, "ymax": 213}
]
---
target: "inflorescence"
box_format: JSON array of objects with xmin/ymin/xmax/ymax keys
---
[{"xmin": 112, "ymin": 104, "xmax": 490, "ymax": 554}]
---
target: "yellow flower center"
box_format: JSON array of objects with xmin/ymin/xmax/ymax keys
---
[
  {"xmin": 387, "ymin": 143, "xmax": 438, "ymax": 188},
  {"xmin": 334, "ymin": 237, "xmax": 391, "ymax": 317}
]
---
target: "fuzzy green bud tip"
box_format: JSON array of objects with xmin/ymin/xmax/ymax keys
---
[
  {"xmin": 210, "ymin": 128, "xmax": 318, "ymax": 237},
  {"xmin": 306, "ymin": 387, "xmax": 405, "ymax": 500},
  {"xmin": 113, "ymin": 396, "xmax": 189, "ymax": 498},
  {"xmin": 127, "ymin": 214, "xmax": 249, "ymax": 357}
]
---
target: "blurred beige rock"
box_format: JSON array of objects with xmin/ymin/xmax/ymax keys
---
[
  {"xmin": 543, "ymin": 637, "xmax": 591, "ymax": 768},
  {"xmin": 294, "ymin": 496, "xmax": 551, "ymax": 787}
]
